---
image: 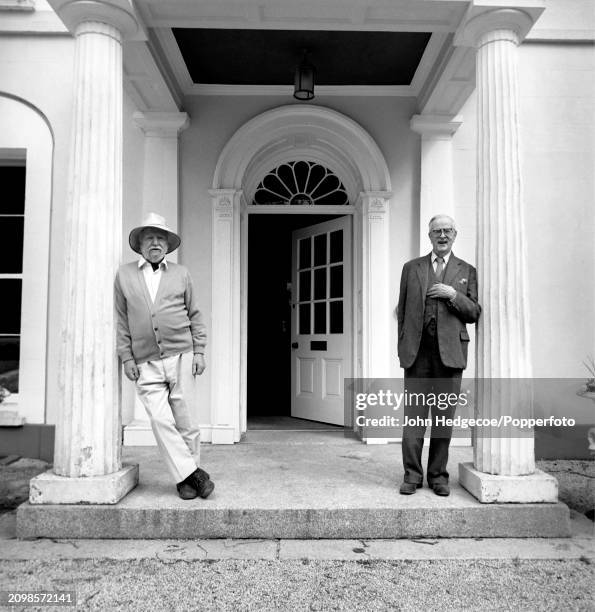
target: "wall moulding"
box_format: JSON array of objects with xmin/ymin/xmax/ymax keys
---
[
  {"xmin": 132, "ymin": 110, "xmax": 189, "ymax": 136},
  {"xmin": 213, "ymin": 105, "xmax": 391, "ymax": 195}
]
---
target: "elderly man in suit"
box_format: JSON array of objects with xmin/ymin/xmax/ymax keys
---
[
  {"xmin": 115, "ymin": 213, "xmax": 215, "ymax": 500},
  {"xmin": 397, "ymin": 215, "xmax": 481, "ymax": 496}
]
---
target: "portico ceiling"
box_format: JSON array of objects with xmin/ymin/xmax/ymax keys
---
[
  {"xmin": 172, "ymin": 28, "xmax": 432, "ymax": 86},
  {"xmin": 133, "ymin": 0, "xmax": 470, "ymax": 99}
]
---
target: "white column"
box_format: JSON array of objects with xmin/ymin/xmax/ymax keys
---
[
  {"xmin": 30, "ymin": 1, "xmax": 140, "ymax": 504},
  {"xmin": 123, "ymin": 111, "xmax": 189, "ymax": 446},
  {"xmin": 457, "ymin": 9, "xmax": 557, "ymax": 502},
  {"xmin": 209, "ymin": 189, "xmax": 242, "ymax": 444},
  {"xmin": 410, "ymin": 115, "xmax": 462, "ymax": 254},
  {"xmin": 359, "ymin": 192, "xmax": 392, "ymax": 379}
]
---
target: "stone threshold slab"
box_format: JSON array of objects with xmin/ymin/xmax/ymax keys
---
[
  {"xmin": 17, "ymin": 501, "xmax": 571, "ymax": 539},
  {"xmin": 2, "ymin": 534, "xmax": 594, "ymax": 562}
]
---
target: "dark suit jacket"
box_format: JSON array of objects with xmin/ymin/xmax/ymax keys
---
[{"xmin": 397, "ymin": 253, "xmax": 481, "ymax": 370}]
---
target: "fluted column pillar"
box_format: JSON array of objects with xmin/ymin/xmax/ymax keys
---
[
  {"xmin": 30, "ymin": 1, "xmax": 141, "ymax": 504},
  {"xmin": 457, "ymin": 9, "xmax": 557, "ymax": 502}
]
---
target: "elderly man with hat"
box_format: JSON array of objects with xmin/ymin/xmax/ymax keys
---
[{"xmin": 115, "ymin": 213, "xmax": 214, "ymax": 500}]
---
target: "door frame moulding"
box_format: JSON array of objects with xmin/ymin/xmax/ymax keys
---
[
  {"xmin": 210, "ymin": 105, "xmax": 392, "ymax": 443},
  {"xmin": 242, "ymin": 206, "xmax": 357, "ymax": 436}
]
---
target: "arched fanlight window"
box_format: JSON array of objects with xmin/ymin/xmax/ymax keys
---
[{"xmin": 252, "ymin": 161, "xmax": 349, "ymax": 206}]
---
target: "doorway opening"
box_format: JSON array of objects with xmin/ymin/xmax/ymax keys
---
[{"xmin": 247, "ymin": 213, "xmax": 349, "ymax": 431}]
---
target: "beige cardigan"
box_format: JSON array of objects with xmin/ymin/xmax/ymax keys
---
[{"xmin": 114, "ymin": 261, "xmax": 207, "ymax": 364}]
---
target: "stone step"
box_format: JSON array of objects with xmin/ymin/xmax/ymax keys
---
[
  {"xmin": 16, "ymin": 433, "xmax": 571, "ymax": 539},
  {"xmin": 17, "ymin": 499, "xmax": 570, "ymax": 539}
]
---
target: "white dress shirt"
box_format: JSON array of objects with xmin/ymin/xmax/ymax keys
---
[
  {"xmin": 138, "ymin": 257, "xmax": 168, "ymax": 303},
  {"xmin": 431, "ymin": 251, "xmax": 451, "ymax": 274}
]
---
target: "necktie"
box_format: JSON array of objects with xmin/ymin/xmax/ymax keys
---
[{"xmin": 435, "ymin": 256, "xmax": 444, "ymax": 281}]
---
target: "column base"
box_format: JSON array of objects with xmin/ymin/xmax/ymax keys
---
[
  {"xmin": 29, "ymin": 464, "xmax": 138, "ymax": 505},
  {"xmin": 211, "ymin": 426, "xmax": 236, "ymax": 444},
  {"xmin": 459, "ymin": 462, "xmax": 558, "ymax": 503},
  {"xmin": 0, "ymin": 406, "xmax": 26, "ymax": 426}
]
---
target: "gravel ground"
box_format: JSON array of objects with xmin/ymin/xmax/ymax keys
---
[{"xmin": 1, "ymin": 558, "xmax": 593, "ymax": 611}]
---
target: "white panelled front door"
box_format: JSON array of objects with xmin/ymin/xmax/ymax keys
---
[{"xmin": 290, "ymin": 216, "xmax": 352, "ymax": 425}]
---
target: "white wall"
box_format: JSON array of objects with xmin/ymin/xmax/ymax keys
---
[
  {"xmin": 3, "ymin": 8, "xmax": 593, "ymax": 430},
  {"xmin": 0, "ymin": 33, "xmax": 145, "ymax": 425},
  {"xmin": 452, "ymin": 40, "xmax": 595, "ymax": 422},
  {"xmin": 0, "ymin": 34, "xmax": 74, "ymax": 425},
  {"xmin": 178, "ymin": 95, "xmax": 420, "ymax": 422},
  {"xmin": 519, "ymin": 42, "xmax": 595, "ymax": 379},
  {"xmin": 0, "ymin": 97, "xmax": 53, "ymax": 423}
]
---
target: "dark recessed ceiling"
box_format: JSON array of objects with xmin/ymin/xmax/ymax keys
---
[{"xmin": 172, "ymin": 29, "xmax": 431, "ymax": 86}]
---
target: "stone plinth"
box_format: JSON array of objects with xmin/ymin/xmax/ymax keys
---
[
  {"xmin": 29, "ymin": 464, "xmax": 138, "ymax": 505},
  {"xmin": 459, "ymin": 462, "xmax": 558, "ymax": 503},
  {"xmin": 16, "ymin": 438, "xmax": 571, "ymax": 539}
]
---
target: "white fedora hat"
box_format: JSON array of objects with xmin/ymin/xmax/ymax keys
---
[{"xmin": 129, "ymin": 212, "xmax": 181, "ymax": 254}]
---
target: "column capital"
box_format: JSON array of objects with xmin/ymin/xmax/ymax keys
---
[
  {"xmin": 357, "ymin": 191, "xmax": 392, "ymax": 212},
  {"xmin": 410, "ymin": 114, "xmax": 463, "ymax": 140},
  {"xmin": 209, "ymin": 189, "xmax": 243, "ymax": 217},
  {"xmin": 48, "ymin": 0, "xmax": 145, "ymax": 40},
  {"xmin": 455, "ymin": 7, "xmax": 538, "ymax": 48},
  {"xmin": 133, "ymin": 111, "xmax": 189, "ymax": 137},
  {"xmin": 209, "ymin": 189, "xmax": 243, "ymax": 202}
]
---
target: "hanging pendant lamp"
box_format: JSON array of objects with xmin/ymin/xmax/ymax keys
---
[{"xmin": 293, "ymin": 49, "xmax": 315, "ymax": 101}]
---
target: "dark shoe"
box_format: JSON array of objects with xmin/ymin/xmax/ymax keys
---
[
  {"xmin": 399, "ymin": 482, "xmax": 423, "ymax": 495},
  {"xmin": 176, "ymin": 480, "xmax": 198, "ymax": 500},
  {"xmin": 194, "ymin": 467, "xmax": 210, "ymax": 480},
  {"xmin": 190, "ymin": 468, "xmax": 215, "ymax": 499},
  {"xmin": 432, "ymin": 483, "xmax": 450, "ymax": 496}
]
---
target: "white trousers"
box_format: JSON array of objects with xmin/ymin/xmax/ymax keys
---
[{"xmin": 135, "ymin": 353, "xmax": 200, "ymax": 483}]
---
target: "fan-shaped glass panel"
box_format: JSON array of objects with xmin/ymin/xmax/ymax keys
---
[{"xmin": 253, "ymin": 161, "xmax": 349, "ymax": 206}]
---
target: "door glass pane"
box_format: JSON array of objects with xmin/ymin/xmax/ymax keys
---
[
  {"xmin": 299, "ymin": 303, "xmax": 311, "ymax": 335},
  {"xmin": 299, "ymin": 270, "xmax": 311, "ymax": 301},
  {"xmin": 314, "ymin": 268, "xmax": 326, "ymax": 300},
  {"xmin": 299, "ymin": 237, "xmax": 311, "ymax": 269},
  {"xmin": 330, "ymin": 265, "xmax": 343, "ymax": 298},
  {"xmin": 0, "ymin": 217, "xmax": 24, "ymax": 273},
  {"xmin": 314, "ymin": 302, "xmax": 326, "ymax": 334},
  {"xmin": 1, "ymin": 280, "xmax": 22, "ymax": 334},
  {"xmin": 313, "ymin": 233, "xmax": 327, "ymax": 266},
  {"xmin": 0, "ymin": 336, "xmax": 19, "ymax": 393},
  {"xmin": 329, "ymin": 229, "xmax": 343, "ymax": 264},
  {"xmin": 330, "ymin": 300, "xmax": 343, "ymax": 334}
]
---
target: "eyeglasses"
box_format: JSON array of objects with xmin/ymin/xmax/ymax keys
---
[{"xmin": 430, "ymin": 228, "xmax": 455, "ymax": 237}]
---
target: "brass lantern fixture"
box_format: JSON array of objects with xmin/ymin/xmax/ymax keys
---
[{"xmin": 293, "ymin": 49, "xmax": 315, "ymax": 101}]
